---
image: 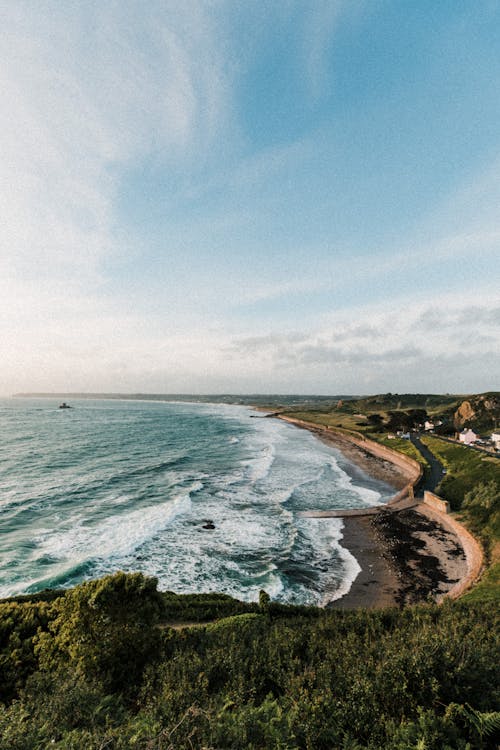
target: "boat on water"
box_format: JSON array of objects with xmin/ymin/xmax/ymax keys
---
[{"xmin": 58, "ymin": 402, "xmax": 72, "ymax": 409}]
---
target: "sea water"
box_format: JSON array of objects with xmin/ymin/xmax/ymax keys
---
[{"xmin": 0, "ymin": 398, "xmax": 394, "ymax": 605}]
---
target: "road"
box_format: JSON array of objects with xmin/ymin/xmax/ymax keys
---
[{"xmin": 410, "ymin": 433, "xmax": 444, "ymax": 495}]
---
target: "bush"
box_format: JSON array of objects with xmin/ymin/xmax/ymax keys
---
[{"xmin": 35, "ymin": 572, "xmax": 163, "ymax": 694}]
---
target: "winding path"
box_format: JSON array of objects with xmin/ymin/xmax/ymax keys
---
[{"xmin": 410, "ymin": 432, "xmax": 444, "ymax": 494}]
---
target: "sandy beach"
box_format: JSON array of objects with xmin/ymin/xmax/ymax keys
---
[
  {"xmin": 278, "ymin": 416, "xmax": 414, "ymax": 490},
  {"xmin": 334, "ymin": 508, "xmax": 469, "ymax": 608},
  {"xmin": 278, "ymin": 416, "xmax": 471, "ymax": 608}
]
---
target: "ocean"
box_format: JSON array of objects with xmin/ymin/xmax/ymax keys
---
[{"xmin": 0, "ymin": 398, "xmax": 394, "ymax": 605}]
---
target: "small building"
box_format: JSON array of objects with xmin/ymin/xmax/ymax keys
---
[
  {"xmin": 424, "ymin": 421, "xmax": 434, "ymax": 431},
  {"xmin": 491, "ymin": 432, "xmax": 500, "ymax": 449},
  {"xmin": 459, "ymin": 428, "xmax": 478, "ymax": 445}
]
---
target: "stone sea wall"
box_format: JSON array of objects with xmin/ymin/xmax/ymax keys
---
[{"xmin": 423, "ymin": 490, "xmax": 450, "ymax": 514}]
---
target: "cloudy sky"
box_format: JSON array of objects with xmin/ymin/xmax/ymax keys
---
[{"xmin": 1, "ymin": 0, "xmax": 499, "ymax": 395}]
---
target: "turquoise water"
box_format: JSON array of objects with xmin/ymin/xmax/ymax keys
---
[{"xmin": 0, "ymin": 398, "xmax": 394, "ymax": 605}]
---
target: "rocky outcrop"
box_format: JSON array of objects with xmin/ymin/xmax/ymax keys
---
[
  {"xmin": 453, "ymin": 394, "xmax": 500, "ymax": 431},
  {"xmin": 454, "ymin": 400, "xmax": 475, "ymax": 429}
]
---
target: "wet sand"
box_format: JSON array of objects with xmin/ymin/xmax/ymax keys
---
[
  {"xmin": 278, "ymin": 417, "xmax": 470, "ymax": 608},
  {"xmin": 330, "ymin": 507, "xmax": 468, "ymax": 609},
  {"xmin": 330, "ymin": 515, "xmax": 400, "ymax": 609}
]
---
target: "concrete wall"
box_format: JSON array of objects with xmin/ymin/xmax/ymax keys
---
[
  {"xmin": 388, "ymin": 483, "xmax": 415, "ymax": 506},
  {"xmin": 278, "ymin": 415, "xmax": 485, "ymax": 601},
  {"xmin": 356, "ymin": 435, "xmax": 422, "ymax": 484},
  {"xmin": 418, "ymin": 504, "xmax": 484, "ymax": 600},
  {"xmin": 423, "ymin": 490, "xmax": 450, "ymax": 514}
]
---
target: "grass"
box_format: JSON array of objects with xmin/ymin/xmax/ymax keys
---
[
  {"xmin": 419, "ymin": 435, "xmax": 500, "ymax": 510},
  {"xmin": 284, "ymin": 410, "xmax": 427, "ymax": 467},
  {"xmin": 283, "ymin": 409, "xmax": 371, "ymax": 434},
  {"xmin": 460, "ymin": 560, "xmax": 500, "ymax": 603},
  {"xmin": 370, "ymin": 434, "xmax": 427, "ymax": 467}
]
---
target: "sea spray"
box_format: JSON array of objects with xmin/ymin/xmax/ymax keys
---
[{"xmin": 0, "ymin": 398, "xmax": 394, "ymax": 603}]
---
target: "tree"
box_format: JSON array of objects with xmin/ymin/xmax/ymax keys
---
[
  {"xmin": 386, "ymin": 411, "xmax": 412, "ymax": 432},
  {"xmin": 367, "ymin": 414, "xmax": 384, "ymax": 430},
  {"xmin": 258, "ymin": 590, "xmax": 270, "ymax": 614},
  {"xmin": 35, "ymin": 572, "xmax": 163, "ymax": 694},
  {"xmin": 407, "ymin": 409, "xmax": 428, "ymax": 427}
]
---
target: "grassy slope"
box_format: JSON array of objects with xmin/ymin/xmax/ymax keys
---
[
  {"xmin": 419, "ymin": 435, "xmax": 500, "ymax": 510},
  {"xmin": 283, "ymin": 408, "xmax": 499, "ymax": 603},
  {"xmin": 1, "ymin": 584, "xmax": 498, "ymax": 750},
  {"xmin": 419, "ymin": 435, "xmax": 500, "ymax": 603}
]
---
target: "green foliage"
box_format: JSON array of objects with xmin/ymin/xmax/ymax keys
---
[
  {"xmin": 463, "ymin": 481, "xmax": 500, "ymax": 534},
  {"xmin": 2, "ymin": 588, "xmax": 67, "ymax": 605},
  {"xmin": 35, "ymin": 571, "xmax": 163, "ymax": 694},
  {"xmin": 1, "ymin": 577, "xmax": 498, "ymax": 749},
  {"xmin": 419, "ymin": 436, "xmax": 500, "ymax": 519},
  {"xmin": 385, "ymin": 410, "xmax": 410, "ymax": 430},
  {"xmin": 367, "ymin": 413, "xmax": 383, "ymax": 427},
  {"xmin": 446, "ymin": 702, "xmax": 500, "ymax": 743},
  {"xmin": 161, "ymin": 590, "xmax": 258, "ymax": 622},
  {"xmin": 461, "ymin": 562, "xmax": 500, "ymax": 604},
  {"xmin": 259, "ymin": 589, "xmax": 271, "ymax": 613},
  {"xmin": 0, "ymin": 598, "xmax": 54, "ymax": 703},
  {"xmin": 204, "ymin": 612, "xmax": 264, "ymax": 632},
  {"xmin": 374, "ymin": 434, "xmax": 427, "ymax": 466}
]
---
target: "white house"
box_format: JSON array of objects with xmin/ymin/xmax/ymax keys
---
[
  {"xmin": 491, "ymin": 432, "xmax": 500, "ymax": 449},
  {"xmin": 424, "ymin": 421, "xmax": 434, "ymax": 431},
  {"xmin": 459, "ymin": 428, "xmax": 478, "ymax": 445}
]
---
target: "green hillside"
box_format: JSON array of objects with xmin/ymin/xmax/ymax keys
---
[
  {"xmin": 0, "ymin": 574, "xmax": 499, "ymax": 749},
  {"xmin": 282, "ymin": 391, "xmax": 500, "ymax": 434}
]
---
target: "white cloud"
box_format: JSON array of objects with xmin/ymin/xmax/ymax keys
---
[
  {"xmin": 0, "ymin": 3, "xmax": 498, "ymax": 396},
  {"xmin": 0, "ymin": 2, "xmax": 227, "ymax": 280},
  {"xmin": 0, "ymin": 2, "xmax": 231, "ymax": 393},
  {"xmin": 227, "ymin": 292, "xmax": 500, "ymax": 393},
  {"xmin": 1, "ymin": 273, "xmax": 498, "ymax": 395}
]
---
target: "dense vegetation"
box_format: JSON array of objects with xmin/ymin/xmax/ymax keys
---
[
  {"xmin": 0, "ymin": 573, "xmax": 499, "ymax": 749},
  {"xmin": 284, "ymin": 392, "xmax": 499, "ymax": 436},
  {"xmin": 2, "ymin": 393, "xmax": 498, "ymax": 748}
]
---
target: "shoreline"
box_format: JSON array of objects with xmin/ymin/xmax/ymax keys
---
[
  {"xmin": 277, "ymin": 415, "xmax": 471, "ymax": 608},
  {"xmin": 277, "ymin": 415, "xmax": 421, "ymax": 492}
]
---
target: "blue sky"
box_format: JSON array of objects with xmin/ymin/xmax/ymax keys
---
[{"xmin": 1, "ymin": 0, "xmax": 499, "ymax": 394}]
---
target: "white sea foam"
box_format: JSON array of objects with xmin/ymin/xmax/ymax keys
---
[
  {"xmin": 332, "ymin": 461, "xmax": 383, "ymax": 507},
  {"xmin": 0, "ymin": 398, "xmax": 396, "ymax": 605},
  {"xmin": 324, "ymin": 521, "xmax": 362, "ymax": 604},
  {"xmin": 288, "ymin": 516, "xmax": 361, "ymax": 606},
  {"xmin": 244, "ymin": 443, "xmax": 276, "ymax": 483},
  {"xmin": 330, "ymin": 555, "xmax": 362, "ymax": 602},
  {"xmin": 34, "ymin": 485, "xmax": 198, "ymax": 565}
]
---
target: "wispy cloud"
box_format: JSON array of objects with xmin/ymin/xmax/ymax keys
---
[
  {"xmin": 302, "ymin": 0, "xmax": 348, "ymax": 100},
  {"xmin": 1, "ymin": 3, "xmax": 499, "ymax": 395},
  {"xmin": 0, "ymin": 2, "xmax": 227, "ymax": 280}
]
